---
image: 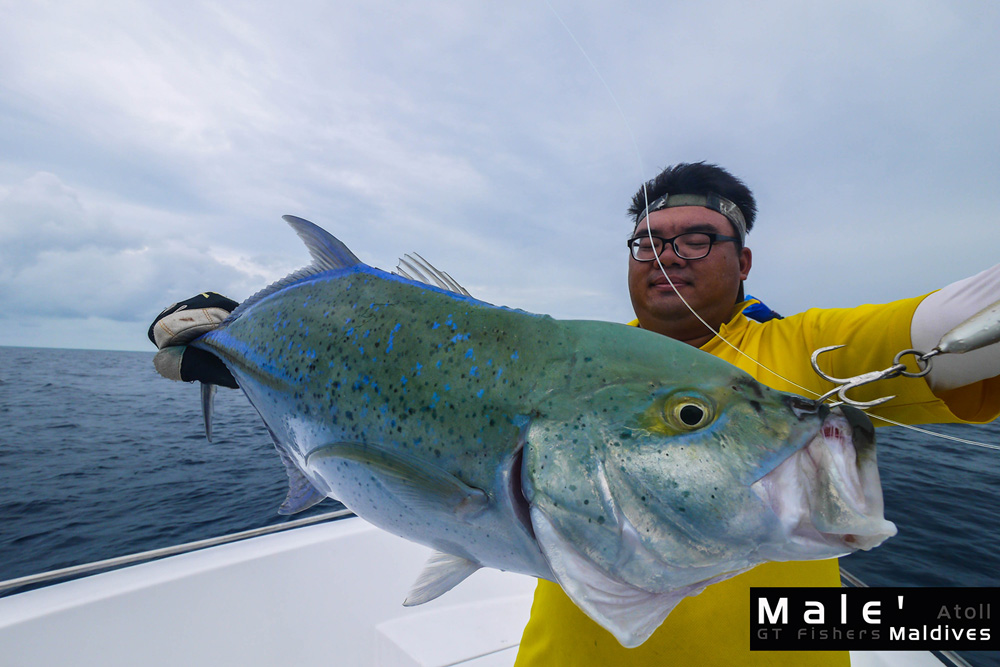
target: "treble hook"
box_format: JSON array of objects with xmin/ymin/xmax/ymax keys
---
[
  {"xmin": 809, "ymin": 345, "xmax": 933, "ymax": 409},
  {"xmin": 810, "ymin": 346, "xmax": 897, "ymax": 408},
  {"xmin": 809, "ymin": 298, "xmax": 1000, "ymax": 410}
]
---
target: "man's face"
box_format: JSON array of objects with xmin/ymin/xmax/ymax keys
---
[{"xmin": 627, "ymin": 206, "xmax": 752, "ymax": 343}]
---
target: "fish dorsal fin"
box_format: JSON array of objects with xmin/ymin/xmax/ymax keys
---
[
  {"xmin": 403, "ymin": 550, "xmax": 482, "ymax": 606},
  {"xmin": 394, "ymin": 252, "xmax": 472, "ymax": 297},
  {"xmin": 225, "ymin": 215, "xmax": 362, "ymax": 324}
]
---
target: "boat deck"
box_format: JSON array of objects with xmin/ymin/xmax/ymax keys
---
[{"xmin": 0, "ymin": 516, "xmax": 950, "ymax": 666}]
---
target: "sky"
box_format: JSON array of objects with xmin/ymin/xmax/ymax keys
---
[{"xmin": 1, "ymin": 0, "xmax": 998, "ymax": 352}]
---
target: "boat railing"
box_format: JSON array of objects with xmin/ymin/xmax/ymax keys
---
[
  {"xmin": 840, "ymin": 567, "xmax": 975, "ymax": 667},
  {"xmin": 840, "ymin": 567, "xmax": 868, "ymax": 589},
  {"xmin": 0, "ymin": 524, "xmax": 980, "ymax": 667},
  {"xmin": 0, "ymin": 508, "xmax": 355, "ymax": 596}
]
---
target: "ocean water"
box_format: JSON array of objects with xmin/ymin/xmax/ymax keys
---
[
  {"xmin": 0, "ymin": 346, "xmax": 343, "ymax": 584},
  {"xmin": 1, "ymin": 345, "xmax": 997, "ymax": 665}
]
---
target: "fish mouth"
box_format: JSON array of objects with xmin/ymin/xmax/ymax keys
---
[{"xmin": 750, "ymin": 405, "xmax": 896, "ymax": 558}]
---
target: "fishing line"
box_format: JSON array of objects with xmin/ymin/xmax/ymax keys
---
[
  {"xmin": 642, "ymin": 226, "xmax": 818, "ymax": 396},
  {"xmin": 541, "ymin": 1, "xmax": 996, "ymax": 451},
  {"xmin": 542, "ymin": 0, "xmax": 821, "ymax": 397},
  {"xmin": 867, "ymin": 414, "xmax": 1000, "ymax": 452}
]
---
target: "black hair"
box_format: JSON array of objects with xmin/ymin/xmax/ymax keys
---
[{"xmin": 628, "ymin": 161, "xmax": 757, "ymax": 233}]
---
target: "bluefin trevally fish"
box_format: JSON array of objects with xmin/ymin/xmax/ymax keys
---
[{"xmin": 190, "ymin": 215, "xmax": 896, "ymax": 647}]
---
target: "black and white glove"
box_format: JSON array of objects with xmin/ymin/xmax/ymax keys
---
[{"xmin": 148, "ymin": 292, "xmax": 240, "ymax": 388}]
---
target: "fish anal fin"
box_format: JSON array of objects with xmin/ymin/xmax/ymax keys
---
[
  {"xmin": 277, "ymin": 461, "xmax": 328, "ymax": 515},
  {"xmin": 403, "ymin": 551, "xmax": 482, "ymax": 606},
  {"xmin": 307, "ymin": 442, "xmax": 489, "ymax": 519},
  {"xmin": 267, "ymin": 427, "xmax": 330, "ymax": 515}
]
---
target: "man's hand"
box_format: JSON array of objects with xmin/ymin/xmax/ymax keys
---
[{"xmin": 149, "ymin": 292, "xmax": 240, "ymax": 388}]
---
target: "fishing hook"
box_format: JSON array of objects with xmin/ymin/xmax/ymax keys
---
[
  {"xmin": 810, "ymin": 297, "xmax": 1000, "ymax": 409},
  {"xmin": 810, "ymin": 346, "xmax": 932, "ymax": 409}
]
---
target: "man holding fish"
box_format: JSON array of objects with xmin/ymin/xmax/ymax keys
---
[
  {"xmin": 150, "ymin": 162, "xmax": 1000, "ymax": 666},
  {"xmin": 514, "ymin": 162, "xmax": 1000, "ymax": 665}
]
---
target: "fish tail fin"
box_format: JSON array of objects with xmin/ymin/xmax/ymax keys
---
[
  {"xmin": 223, "ymin": 216, "xmax": 363, "ymax": 325},
  {"xmin": 200, "ymin": 382, "xmax": 216, "ymax": 443}
]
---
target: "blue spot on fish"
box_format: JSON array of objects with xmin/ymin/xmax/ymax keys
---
[{"xmin": 387, "ymin": 323, "xmax": 401, "ymax": 352}]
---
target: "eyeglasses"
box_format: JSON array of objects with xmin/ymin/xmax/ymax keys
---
[{"xmin": 626, "ymin": 232, "xmax": 740, "ymax": 262}]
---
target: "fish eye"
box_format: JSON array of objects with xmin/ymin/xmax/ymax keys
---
[
  {"xmin": 679, "ymin": 404, "xmax": 705, "ymax": 426},
  {"xmin": 664, "ymin": 397, "xmax": 713, "ymax": 431}
]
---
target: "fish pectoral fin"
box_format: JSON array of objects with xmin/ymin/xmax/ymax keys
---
[
  {"xmin": 403, "ymin": 551, "xmax": 482, "ymax": 607},
  {"xmin": 531, "ymin": 507, "xmax": 690, "ymax": 649},
  {"xmin": 307, "ymin": 442, "xmax": 489, "ymax": 519}
]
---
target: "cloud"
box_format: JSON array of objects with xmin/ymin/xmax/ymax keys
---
[
  {"xmin": 0, "ymin": 173, "xmax": 285, "ymax": 339},
  {"xmin": 0, "ymin": 1, "xmax": 997, "ymax": 350},
  {"xmin": 0, "ymin": 168, "xmax": 629, "ymax": 351}
]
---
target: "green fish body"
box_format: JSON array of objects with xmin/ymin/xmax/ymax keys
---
[{"xmin": 193, "ymin": 216, "xmax": 895, "ymax": 647}]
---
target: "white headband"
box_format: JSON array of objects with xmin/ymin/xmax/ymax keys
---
[{"xmin": 637, "ymin": 192, "xmax": 747, "ymax": 244}]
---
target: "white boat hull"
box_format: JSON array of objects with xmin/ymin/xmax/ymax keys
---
[{"xmin": 0, "ymin": 517, "xmax": 947, "ymax": 666}]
